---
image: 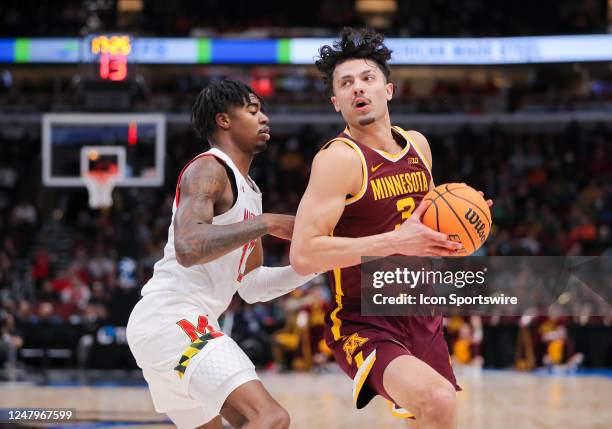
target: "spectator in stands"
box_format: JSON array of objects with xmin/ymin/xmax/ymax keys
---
[
  {"xmin": 39, "ymin": 280, "xmax": 58, "ymax": 303},
  {"xmin": 87, "ymin": 242, "xmax": 115, "ymax": 281},
  {"xmin": 0, "ymin": 312, "xmax": 23, "ymax": 377},
  {"xmin": 31, "ymin": 247, "xmax": 51, "ymax": 289},
  {"xmin": 541, "ymin": 324, "xmax": 584, "ymax": 372},
  {"xmin": 450, "ymin": 317, "xmax": 484, "ymax": 370}
]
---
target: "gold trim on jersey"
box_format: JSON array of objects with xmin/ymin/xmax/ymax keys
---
[
  {"xmin": 393, "ymin": 126, "xmax": 433, "ymax": 174},
  {"xmin": 321, "ymin": 138, "xmax": 368, "ymax": 205},
  {"xmin": 375, "ymin": 146, "xmax": 410, "ymax": 160},
  {"xmin": 375, "ymin": 126, "xmax": 412, "ymax": 160},
  {"xmin": 345, "ymin": 126, "xmax": 411, "ymax": 162}
]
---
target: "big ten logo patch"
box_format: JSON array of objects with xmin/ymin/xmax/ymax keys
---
[{"xmin": 237, "ymin": 209, "xmax": 257, "ymax": 281}]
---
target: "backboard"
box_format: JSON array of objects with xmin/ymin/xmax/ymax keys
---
[{"xmin": 42, "ymin": 113, "xmax": 165, "ymax": 187}]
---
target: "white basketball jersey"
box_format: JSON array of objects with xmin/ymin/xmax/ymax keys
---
[{"xmin": 141, "ymin": 147, "xmax": 262, "ymax": 319}]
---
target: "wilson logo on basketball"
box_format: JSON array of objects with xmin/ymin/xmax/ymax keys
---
[{"xmin": 465, "ymin": 208, "xmax": 487, "ymax": 243}]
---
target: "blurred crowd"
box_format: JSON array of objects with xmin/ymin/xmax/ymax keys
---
[
  {"xmin": 3, "ymin": 67, "xmax": 612, "ymax": 115},
  {"xmin": 1, "ymin": 0, "xmax": 607, "ymax": 37},
  {"xmin": 1, "ymin": 115, "xmax": 610, "ymax": 375}
]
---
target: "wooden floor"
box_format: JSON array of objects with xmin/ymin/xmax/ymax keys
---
[{"xmin": 1, "ymin": 370, "xmax": 611, "ymax": 429}]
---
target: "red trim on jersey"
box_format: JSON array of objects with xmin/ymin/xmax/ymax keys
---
[
  {"xmin": 175, "ymin": 153, "xmax": 227, "ymax": 208},
  {"xmin": 236, "ymin": 208, "xmax": 256, "ymax": 282}
]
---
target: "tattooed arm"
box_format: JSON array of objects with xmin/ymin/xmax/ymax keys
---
[{"xmin": 174, "ymin": 157, "xmax": 293, "ymax": 268}]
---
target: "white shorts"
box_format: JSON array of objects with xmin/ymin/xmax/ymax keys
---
[{"xmin": 127, "ymin": 292, "xmax": 258, "ymax": 428}]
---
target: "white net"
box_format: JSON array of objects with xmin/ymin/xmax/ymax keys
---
[
  {"xmin": 82, "ymin": 171, "xmax": 121, "ymax": 209},
  {"xmin": 79, "ymin": 146, "xmax": 126, "ymax": 209}
]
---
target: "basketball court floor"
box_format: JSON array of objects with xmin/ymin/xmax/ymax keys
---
[{"xmin": 1, "ymin": 369, "xmax": 610, "ymax": 429}]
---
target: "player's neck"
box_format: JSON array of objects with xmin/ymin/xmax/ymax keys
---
[
  {"xmin": 211, "ymin": 140, "xmax": 253, "ymax": 178},
  {"xmin": 347, "ymin": 115, "xmax": 398, "ymax": 153}
]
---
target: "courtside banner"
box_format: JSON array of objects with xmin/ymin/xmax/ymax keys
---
[{"xmin": 360, "ymin": 256, "xmax": 611, "ymax": 317}]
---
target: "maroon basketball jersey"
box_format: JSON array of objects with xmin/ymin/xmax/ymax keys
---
[{"xmin": 323, "ymin": 126, "xmax": 433, "ymax": 341}]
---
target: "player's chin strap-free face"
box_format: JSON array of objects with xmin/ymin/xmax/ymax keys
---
[{"xmin": 237, "ymin": 266, "xmax": 319, "ymax": 304}]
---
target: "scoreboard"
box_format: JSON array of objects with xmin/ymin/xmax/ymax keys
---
[{"xmin": 87, "ymin": 35, "xmax": 132, "ymax": 82}]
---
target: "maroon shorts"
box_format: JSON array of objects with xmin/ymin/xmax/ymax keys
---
[{"xmin": 326, "ymin": 312, "xmax": 459, "ymax": 415}]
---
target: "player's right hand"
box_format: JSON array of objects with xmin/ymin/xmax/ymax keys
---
[
  {"xmin": 263, "ymin": 213, "xmax": 295, "ymax": 240},
  {"xmin": 392, "ymin": 200, "xmax": 462, "ymax": 257}
]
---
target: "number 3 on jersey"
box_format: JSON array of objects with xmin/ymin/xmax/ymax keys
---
[{"xmin": 395, "ymin": 197, "xmax": 415, "ymax": 230}]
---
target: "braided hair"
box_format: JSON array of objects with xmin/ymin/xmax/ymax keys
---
[{"xmin": 191, "ymin": 79, "xmax": 262, "ymax": 141}]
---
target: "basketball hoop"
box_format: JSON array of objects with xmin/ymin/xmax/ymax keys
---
[
  {"xmin": 79, "ymin": 146, "xmax": 127, "ymax": 209},
  {"xmin": 82, "ymin": 165, "xmax": 121, "ymax": 209}
]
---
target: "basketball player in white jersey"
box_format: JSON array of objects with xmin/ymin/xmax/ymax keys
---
[{"xmin": 127, "ymin": 80, "xmax": 317, "ymax": 429}]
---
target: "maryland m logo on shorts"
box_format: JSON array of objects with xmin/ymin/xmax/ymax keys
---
[{"xmin": 174, "ymin": 315, "xmax": 224, "ymax": 379}]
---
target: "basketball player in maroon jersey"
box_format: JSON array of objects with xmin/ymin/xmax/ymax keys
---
[{"xmin": 290, "ymin": 28, "xmax": 492, "ymax": 429}]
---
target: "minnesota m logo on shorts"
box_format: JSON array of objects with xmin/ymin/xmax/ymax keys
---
[
  {"xmin": 174, "ymin": 315, "xmax": 224, "ymax": 379},
  {"xmin": 342, "ymin": 333, "xmax": 368, "ymax": 365}
]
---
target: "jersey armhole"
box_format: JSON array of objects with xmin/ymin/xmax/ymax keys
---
[
  {"xmin": 320, "ymin": 138, "xmax": 368, "ymax": 205},
  {"xmin": 393, "ymin": 126, "xmax": 433, "ymax": 173},
  {"xmin": 175, "ymin": 153, "xmax": 238, "ymax": 208},
  {"xmin": 221, "ymin": 162, "xmax": 238, "ymax": 206}
]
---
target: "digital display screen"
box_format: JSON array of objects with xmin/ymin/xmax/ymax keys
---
[
  {"xmin": 88, "ymin": 35, "xmax": 132, "ymax": 81},
  {"xmin": 3, "ymin": 35, "xmax": 612, "ymax": 65}
]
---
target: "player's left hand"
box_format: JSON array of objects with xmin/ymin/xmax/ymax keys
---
[
  {"xmin": 461, "ymin": 183, "xmax": 493, "ymax": 207},
  {"xmin": 477, "ymin": 191, "xmax": 493, "ymax": 208},
  {"xmin": 263, "ymin": 213, "xmax": 295, "ymax": 241}
]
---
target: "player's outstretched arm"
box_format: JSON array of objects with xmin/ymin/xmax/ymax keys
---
[
  {"xmin": 174, "ymin": 157, "xmax": 292, "ymax": 267},
  {"xmin": 236, "ymin": 232, "xmax": 318, "ymax": 304},
  {"xmin": 237, "ymin": 264, "xmax": 318, "ymax": 303},
  {"xmin": 290, "ymin": 143, "xmax": 461, "ymax": 275}
]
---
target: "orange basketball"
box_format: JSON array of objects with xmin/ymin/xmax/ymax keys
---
[{"xmin": 421, "ymin": 183, "xmax": 492, "ymax": 256}]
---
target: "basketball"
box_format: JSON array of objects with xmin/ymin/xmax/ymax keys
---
[{"xmin": 422, "ymin": 183, "xmax": 492, "ymax": 256}]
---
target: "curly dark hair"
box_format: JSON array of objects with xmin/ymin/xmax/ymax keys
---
[
  {"xmin": 191, "ymin": 79, "xmax": 262, "ymax": 141},
  {"xmin": 315, "ymin": 27, "xmax": 393, "ymax": 96}
]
